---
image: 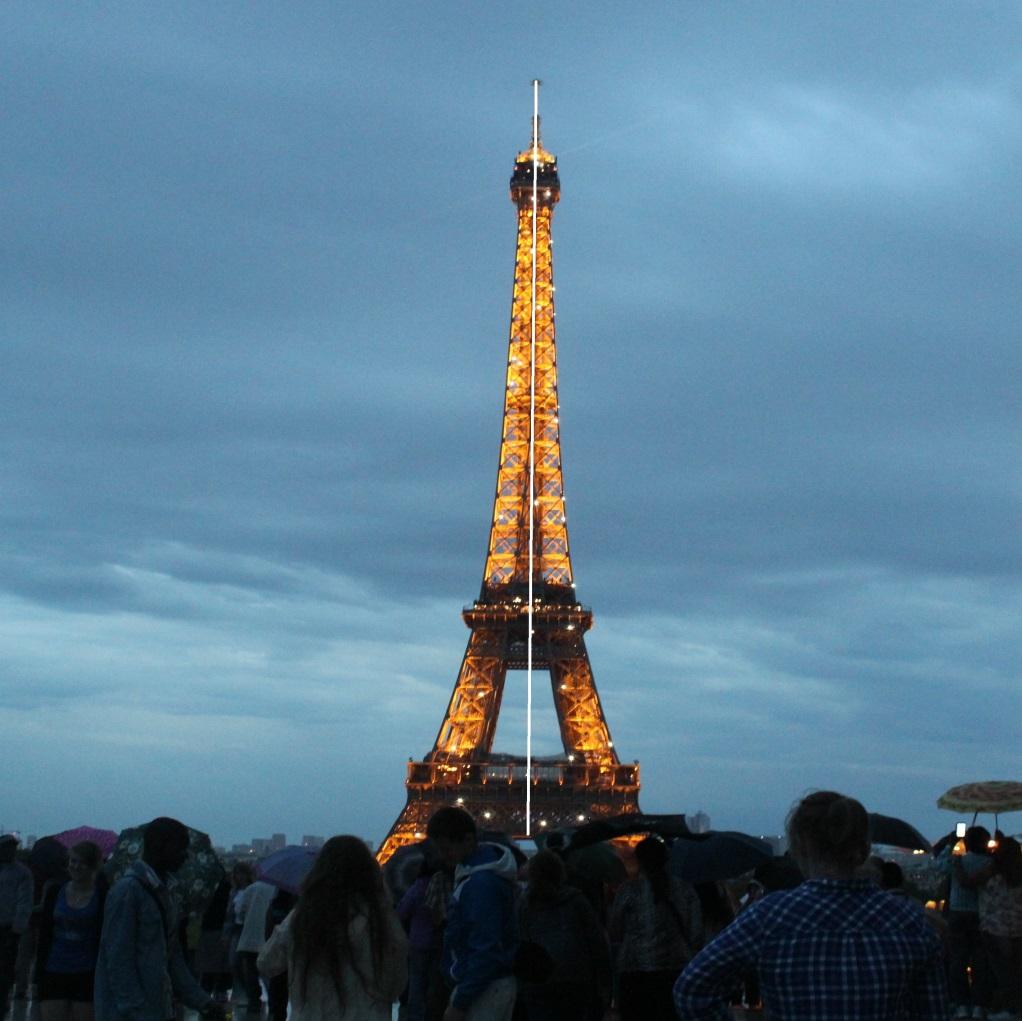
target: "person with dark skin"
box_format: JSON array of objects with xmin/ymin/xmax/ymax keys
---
[{"xmin": 94, "ymin": 817, "xmax": 224, "ymax": 1021}]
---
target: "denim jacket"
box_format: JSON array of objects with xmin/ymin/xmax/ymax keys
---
[{"xmin": 94, "ymin": 861, "xmax": 210, "ymax": 1021}]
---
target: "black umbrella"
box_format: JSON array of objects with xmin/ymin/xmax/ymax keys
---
[
  {"xmin": 562, "ymin": 842, "xmax": 627, "ymax": 884},
  {"xmin": 868, "ymin": 813, "xmax": 932, "ymax": 853},
  {"xmin": 567, "ymin": 813, "xmax": 695, "ymax": 851},
  {"xmin": 754, "ymin": 855, "xmax": 804, "ymax": 891},
  {"xmin": 382, "ymin": 840, "xmax": 441, "ymax": 902},
  {"xmin": 669, "ymin": 831, "xmax": 774, "ymax": 884}
]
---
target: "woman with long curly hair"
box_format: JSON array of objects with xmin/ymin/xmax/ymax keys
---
[{"xmin": 257, "ymin": 836, "xmax": 407, "ymax": 1020}]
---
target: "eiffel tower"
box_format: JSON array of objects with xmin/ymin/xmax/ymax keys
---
[{"xmin": 378, "ymin": 88, "xmax": 640, "ymax": 862}]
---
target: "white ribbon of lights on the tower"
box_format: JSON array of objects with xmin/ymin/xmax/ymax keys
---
[{"xmin": 526, "ymin": 78, "xmax": 540, "ymax": 838}]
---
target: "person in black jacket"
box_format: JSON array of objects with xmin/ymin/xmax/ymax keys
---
[
  {"xmin": 0, "ymin": 836, "xmax": 34, "ymax": 1020},
  {"xmin": 263, "ymin": 887, "xmax": 296, "ymax": 1021},
  {"xmin": 517, "ymin": 850, "xmax": 610, "ymax": 1021}
]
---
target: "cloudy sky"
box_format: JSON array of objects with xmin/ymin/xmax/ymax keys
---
[{"xmin": 3, "ymin": 3, "xmax": 1021, "ymax": 849}]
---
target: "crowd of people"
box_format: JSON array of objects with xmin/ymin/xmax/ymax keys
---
[
  {"xmin": 2, "ymin": 792, "xmax": 1022, "ymax": 1020},
  {"xmin": 934, "ymin": 825, "xmax": 1022, "ymax": 1019}
]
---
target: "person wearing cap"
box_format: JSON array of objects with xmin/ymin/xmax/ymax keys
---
[{"xmin": 0, "ymin": 835, "xmax": 33, "ymax": 1019}]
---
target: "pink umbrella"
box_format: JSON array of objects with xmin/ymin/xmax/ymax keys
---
[{"xmin": 50, "ymin": 826, "xmax": 119, "ymax": 858}]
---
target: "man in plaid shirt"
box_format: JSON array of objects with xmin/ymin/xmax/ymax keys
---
[{"xmin": 674, "ymin": 792, "xmax": 948, "ymax": 1020}]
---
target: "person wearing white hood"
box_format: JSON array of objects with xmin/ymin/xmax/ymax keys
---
[{"xmin": 426, "ymin": 808, "xmax": 518, "ymax": 1021}]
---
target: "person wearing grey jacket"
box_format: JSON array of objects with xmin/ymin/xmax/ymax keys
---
[
  {"xmin": 93, "ymin": 818, "xmax": 223, "ymax": 1021},
  {"xmin": 0, "ymin": 835, "xmax": 33, "ymax": 1019}
]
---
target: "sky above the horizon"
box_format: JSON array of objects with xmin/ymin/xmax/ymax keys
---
[{"xmin": 3, "ymin": 3, "xmax": 1021, "ymax": 849}]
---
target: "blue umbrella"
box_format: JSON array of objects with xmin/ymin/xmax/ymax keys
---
[{"xmin": 256, "ymin": 845, "xmax": 319, "ymax": 894}]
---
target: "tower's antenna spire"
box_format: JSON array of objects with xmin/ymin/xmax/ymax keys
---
[
  {"xmin": 526, "ymin": 76, "xmax": 540, "ymax": 836},
  {"xmin": 531, "ymin": 78, "xmax": 541, "ymax": 152}
]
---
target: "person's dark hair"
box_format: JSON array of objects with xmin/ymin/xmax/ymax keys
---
[
  {"xmin": 879, "ymin": 861, "xmax": 904, "ymax": 890},
  {"xmin": 231, "ymin": 862, "xmax": 255, "ymax": 886},
  {"xmin": 786, "ymin": 791, "xmax": 870, "ymax": 872},
  {"xmin": 524, "ymin": 849, "xmax": 566, "ymax": 906},
  {"xmin": 70, "ymin": 841, "xmax": 102, "ymax": 870},
  {"xmin": 426, "ymin": 806, "xmax": 477, "ymax": 843},
  {"xmin": 0, "ymin": 836, "xmax": 18, "ymax": 864},
  {"xmin": 964, "ymin": 826, "xmax": 991, "ymax": 855},
  {"xmin": 290, "ymin": 836, "xmax": 390, "ymax": 1010},
  {"xmin": 635, "ymin": 836, "xmax": 671, "ymax": 903},
  {"xmin": 202, "ymin": 878, "xmax": 232, "ymax": 929},
  {"xmin": 694, "ymin": 881, "xmax": 735, "ymax": 937},
  {"xmin": 415, "ymin": 853, "xmax": 441, "ymax": 882},
  {"xmin": 993, "ymin": 837, "xmax": 1022, "ymax": 887},
  {"xmin": 545, "ymin": 832, "xmax": 566, "ymax": 851},
  {"xmin": 144, "ymin": 817, "xmax": 189, "ymax": 853}
]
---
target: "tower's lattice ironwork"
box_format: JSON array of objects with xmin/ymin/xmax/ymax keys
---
[{"xmin": 378, "ymin": 109, "xmax": 640, "ymax": 863}]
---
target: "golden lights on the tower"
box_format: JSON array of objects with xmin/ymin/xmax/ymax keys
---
[
  {"xmin": 376, "ymin": 98, "xmax": 640, "ymax": 864},
  {"xmin": 484, "ymin": 127, "xmax": 568, "ymax": 592}
]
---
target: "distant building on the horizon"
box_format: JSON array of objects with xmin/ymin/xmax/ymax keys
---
[
  {"xmin": 221, "ymin": 832, "xmax": 362, "ymax": 859},
  {"xmin": 690, "ymin": 810, "xmax": 711, "ymax": 834}
]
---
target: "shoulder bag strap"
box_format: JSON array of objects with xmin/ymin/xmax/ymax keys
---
[{"xmin": 132, "ymin": 876, "xmax": 172, "ymax": 941}]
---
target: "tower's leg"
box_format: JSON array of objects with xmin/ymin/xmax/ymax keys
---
[
  {"xmin": 430, "ymin": 627, "xmax": 510, "ymax": 761},
  {"xmin": 550, "ymin": 639, "xmax": 617, "ymax": 767}
]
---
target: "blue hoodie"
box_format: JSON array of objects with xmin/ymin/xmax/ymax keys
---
[{"xmin": 444, "ymin": 842, "xmax": 518, "ymax": 1010}]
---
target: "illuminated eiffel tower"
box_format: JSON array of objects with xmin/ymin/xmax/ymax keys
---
[{"xmin": 378, "ymin": 87, "xmax": 640, "ymax": 862}]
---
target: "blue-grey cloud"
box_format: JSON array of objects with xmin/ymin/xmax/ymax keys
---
[{"xmin": 2, "ymin": 2, "xmax": 1021, "ymax": 846}]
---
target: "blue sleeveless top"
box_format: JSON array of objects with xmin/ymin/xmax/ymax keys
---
[{"xmin": 46, "ymin": 884, "xmax": 101, "ymax": 973}]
